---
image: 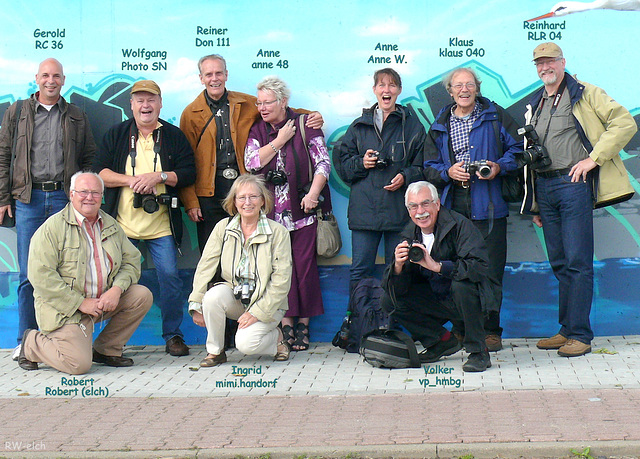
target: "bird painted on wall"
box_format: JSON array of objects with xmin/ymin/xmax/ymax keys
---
[{"xmin": 528, "ymin": 0, "xmax": 640, "ymax": 21}]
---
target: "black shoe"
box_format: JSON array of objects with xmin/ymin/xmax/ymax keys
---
[
  {"xmin": 462, "ymin": 350, "xmax": 492, "ymax": 372},
  {"xmin": 165, "ymin": 336, "xmax": 189, "ymax": 356},
  {"xmin": 18, "ymin": 329, "xmax": 38, "ymax": 371},
  {"xmin": 92, "ymin": 349, "xmax": 134, "ymax": 367},
  {"xmin": 419, "ymin": 334, "xmax": 462, "ymax": 363}
]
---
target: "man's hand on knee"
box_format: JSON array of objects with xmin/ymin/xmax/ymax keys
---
[{"xmin": 97, "ymin": 286, "xmax": 122, "ymax": 312}]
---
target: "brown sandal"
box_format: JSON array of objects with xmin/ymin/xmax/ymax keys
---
[{"xmin": 274, "ymin": 328, "xmax": 291, "ymax": 361}]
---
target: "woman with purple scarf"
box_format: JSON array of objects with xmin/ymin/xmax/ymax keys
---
[{"xmin": 245, "ymin": 76, "xmax": 330, "ymax": 351}]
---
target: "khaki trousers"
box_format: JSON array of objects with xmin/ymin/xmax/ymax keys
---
[
  {"xmin": 23, "ymin": 284, "xmax": 152, "ymax": 375},
  {"xmin": 202, "ymin": 283, "xmax": 285, "ymax": 356}
]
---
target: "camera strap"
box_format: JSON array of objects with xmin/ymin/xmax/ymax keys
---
[
  {"xmin": 534, "ymin": 76, "xmax": 567, "ymax": 145},
  {"xmin": 129, "ymin": 124, "xmax": 162, "ymax": 176}
]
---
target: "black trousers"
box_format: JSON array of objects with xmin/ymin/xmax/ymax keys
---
[
  {"xmin": 451, "ymin": 185, "xmax": 506, "ymax": 336},
  {"xmin": 381, "ymin": 278, "xmax": 486, "ymax": 354},
  {"xmin": 195, "ymin": 176, "xmax": 236, "ymax": 253}
]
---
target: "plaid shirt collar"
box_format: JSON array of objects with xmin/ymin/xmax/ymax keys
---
[
  {"xmin": 449, "ymin": 101, "xmax": 482, "ymax": 163},
  {"xmin": 227, "ymin": 211, "xmax": 272, "ymax": 239}
]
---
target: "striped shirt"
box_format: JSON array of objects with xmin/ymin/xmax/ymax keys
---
[{"xmin": 73, "ymin": 208, "xmax": 112, "ymax": 299}]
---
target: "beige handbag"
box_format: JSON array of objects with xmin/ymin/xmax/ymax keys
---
[
  {"xmin": 316, "ymin": 209, "xmax": 342, "ymax": 258},
  {"xmin": 298, "ymin": 114, "xmax": 342, "ymax": 257}
]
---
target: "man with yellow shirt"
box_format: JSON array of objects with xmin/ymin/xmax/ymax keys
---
[{"xmin": 94, "ymin": 80, "xmax": 196, "ymax": 356}]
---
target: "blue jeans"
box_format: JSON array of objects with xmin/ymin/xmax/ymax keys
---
[
  {"xmin": 16, "ymin": 189, "xmax": 68, "ymax": 344},
  {"xmin": 536, "ymin": 174, "xmax": 594, "ymax": 344},
  {"xmin": 130, "ymin": 236, "xmax": 184, "ymax": 342},
  {"xmin": 350, "ymin": 229, "xmax": 402, "ymax": 292}
]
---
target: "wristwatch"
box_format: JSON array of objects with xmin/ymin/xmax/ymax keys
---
[{"xmin": 160, "ymin": 172, "xmax": 168, "ymax": 184}]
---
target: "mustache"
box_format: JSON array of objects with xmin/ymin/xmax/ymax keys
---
[{"xmin": 416, "ymin": 212, "xmax": 430, "ymax": 219}]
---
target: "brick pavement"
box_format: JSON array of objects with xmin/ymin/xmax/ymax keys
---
[{"xmin": 2, "ymin": 336, "xmax": 640, "ymax": 457}]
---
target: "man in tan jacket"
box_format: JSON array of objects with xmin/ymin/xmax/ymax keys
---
[
  {"xmin": 18, "ymin": 172, "xmax": 152, "ymax": 375},
  {"xmin": 179, "ymin": 54, "xmax": 323, "ymax": 252}
]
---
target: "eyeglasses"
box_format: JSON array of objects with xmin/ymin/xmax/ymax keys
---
[
  {"xmin": 534, "ymin": 57, "xmax": 563, "ymax": 67},
  {"xmin": 255, "ymin": 100, "xmax": 278, "ymax": 108},
  {"xmin": 235, "ymin": 194, "xmax": 262, "ymax": 203},
  {"xmin": 451, "ymin": 83, "xmax": 476, "ymax": 91},
  {"xmin": 407, "ymin": 199, "xmax": 435, "ymax": 212},
  {"xmin": 73, "ymin": 190, "xmax": 102, "ymax": 198}
]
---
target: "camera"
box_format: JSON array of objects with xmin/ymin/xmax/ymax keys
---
[
  {"xmin": 515, "ymin": 124, "xmax": 552, "ymax": 171},
  {"xmin": 467, "ymin": 160, "xmax": 492, "ymax": 178},
  {"xmin": 407, "ymin": 241, "xmax": 425, "ymax": 263},
  {"xmin": 370, "ymin": 151, "xmax": 389, "ymax": 170},
  {"xmin": 233, "ymin": 280, "xmax": 255, "ymax": 305},
  {"xmin": 133, "ymin": 192, "xmax": 178, "ymax": 214},
  {"xmin": 265, "ymin": 169, "xmax": 288, "ymax": 186}
]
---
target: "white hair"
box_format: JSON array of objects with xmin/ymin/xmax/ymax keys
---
[{"xmin": 405, "ymin": 181, "xmax": 439, "ymax": 207}]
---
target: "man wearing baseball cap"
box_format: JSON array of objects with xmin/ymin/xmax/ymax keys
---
[
  {"xmin": 521, "ymin": 43, "xmax": 636, "ymax": 357},
  {"xmin": 93, "ymin": 80, "xmax": 196, "ymax": 356}
]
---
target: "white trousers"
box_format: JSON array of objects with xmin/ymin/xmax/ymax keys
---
[{"xmin": 202, "ymin": 283, "xmax": 285, "ymax": 356}]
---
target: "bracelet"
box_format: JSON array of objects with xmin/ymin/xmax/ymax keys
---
[{"xmin": 269, "ymin": 142, "xmax": 279, "ymax": 154}]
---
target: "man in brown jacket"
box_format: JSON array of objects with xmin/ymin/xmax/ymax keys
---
[
  {"xmin": 179, "ymin": 54, "xmax": 323, "ymax": 252},
  {"xmin": 0, "ymin": 58, "xmax": 96, "ymax": 360}
]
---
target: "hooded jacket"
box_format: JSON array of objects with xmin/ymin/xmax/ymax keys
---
[
  {"xmin": 382, "ymin": 207, "xmax": 489, "ymax": 299},
  {"xmin": 423, "ymin": 96, "xmax": 522, "ymax": 220},
  {"xmin": 335, "ymin": 105, "xmax": 426, "ymax": 231},
  {"xmin": 521, "ymin": 73, "xmax": 636, "ymax": 213}
]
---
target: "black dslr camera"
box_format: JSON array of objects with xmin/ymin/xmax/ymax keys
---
[
  {"xmin": 370, "ymin": 151, "xmax": 389, "ymax": 170},
  {"xmin": 265, "ymin": 169, "xmax": 288, "ymax": 186},
  {"xmin": 132, "ymin": 193, "xmax": 178, "ymax": 214},
  {"xmin": 407, "ymin": 241, "xmax": 425, "ymax": 263},
  {"xmin": 515, "ymin": 124, "xmax": 552, "ymax": 170},
  {"xmin": 467, "ymin": 160, "xmax": 492, "ymax": 178}
]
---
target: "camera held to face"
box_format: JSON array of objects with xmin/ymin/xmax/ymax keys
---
[
  {"xmin": 407, "ymin": 240, "xmax": 425, "ymax": 263},
  {"xmin": 467, "ymin": 160, "xmax": 492, "ymax": 178},
  {"xmin": 370, "ymin": 151, "xmax": 390, "ymax": 170},
  {"xmin": 132, "ymin": 192, "xmax": 178, "ymax": 214},
  {"xmin": 265, "ymin": 169, "xmax": 288, "ymax": 186},
  {"xmin": 515, "ymin": 124, "xmax": 552, "ymax": 171}
]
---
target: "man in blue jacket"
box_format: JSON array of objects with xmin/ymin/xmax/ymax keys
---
[{"xmin": 423, "ymin": 67, "xmax": 522, "ymax": 352}]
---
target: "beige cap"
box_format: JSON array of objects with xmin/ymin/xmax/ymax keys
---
[
  {"xmin": 130, "ymin": 80, "xmax": 161, "ymax": 96},
  {"xmin": 533, "ymin": 42, "xmax": 563, "ymax": 61}
]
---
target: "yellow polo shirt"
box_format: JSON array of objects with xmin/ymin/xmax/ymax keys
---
[{"xmin": 117, "ymin": 122, "xmax": 171, "ymax": 240}]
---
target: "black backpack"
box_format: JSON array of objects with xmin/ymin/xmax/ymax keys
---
[
  {"xmin": 342, "ymin": 277, "xmax": 390, "ymax": 353},
  {"xmin": 360, "ymin": 329, "xmax": 421, "ymax": 369}
]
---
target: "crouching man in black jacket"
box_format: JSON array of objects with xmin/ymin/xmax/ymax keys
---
[{"xmin": 381, "ymin": 181, "xmax": 491, "ymax": 372}]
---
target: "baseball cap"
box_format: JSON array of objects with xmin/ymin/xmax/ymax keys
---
[
  {"xmin": 532, "ymin": 42, "xmax": 563, "ymax": 61},
  {"xmin": 130, "ymin": 80, "xmax": 161, "ymax": 96}
]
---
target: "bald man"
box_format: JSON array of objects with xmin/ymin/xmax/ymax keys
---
[{"xmin": 0, "ymin": 58, "xmax": 96, "ymax": 360}]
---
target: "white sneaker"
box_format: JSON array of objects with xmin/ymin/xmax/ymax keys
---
[{"xmin": 12, "ymin": 344, "xmax": 21, "ymax": 361}]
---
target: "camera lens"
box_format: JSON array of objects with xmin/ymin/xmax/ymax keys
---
[
  {"xmin": 408, "ymin": 245, "xmax": 424, "ymax": 263},
  {"xmin": 375, "ymin": 159, "xmax": 388, "ymax": 170},
  {"xmin": 478, "ymin": 165, "xmax": 492, "ymax": 178},
  {"xmin": 141, "ymin": 195, "xmax": 159, "ymax": 214}
]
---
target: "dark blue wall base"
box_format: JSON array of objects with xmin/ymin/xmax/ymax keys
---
[{"xmin": 1, "ymin": 260, "xmax": 639, "ymax": 348}]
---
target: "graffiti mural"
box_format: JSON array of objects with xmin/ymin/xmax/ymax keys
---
[{"xmin": 1, "ymin": 0, "xmax": 639, "ymax": 347}]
